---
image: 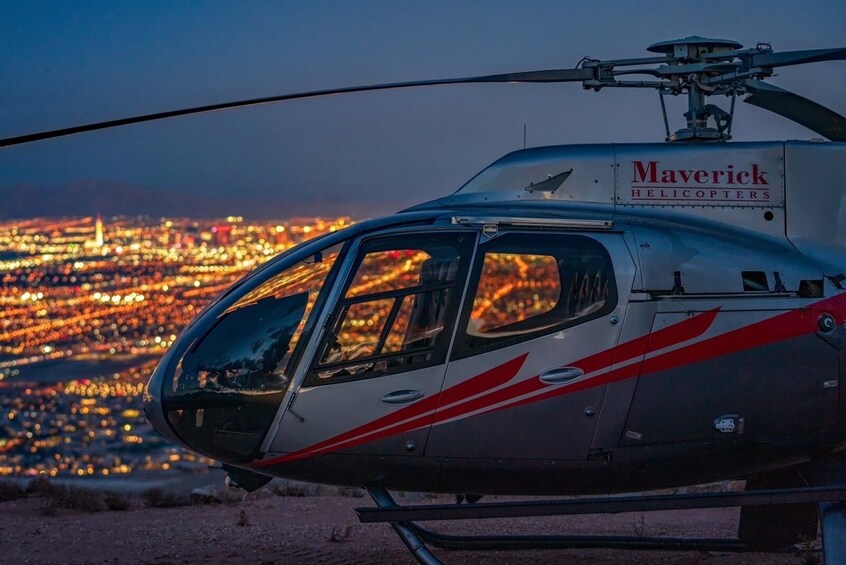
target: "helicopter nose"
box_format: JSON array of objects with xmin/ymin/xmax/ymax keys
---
[
  {"xmin": 140, "ymin": 280, "xmax": 308, "ymax": 464},
  {"xmin": 143, "ymin": 347, "xmax": 188, "ymax": 449}
]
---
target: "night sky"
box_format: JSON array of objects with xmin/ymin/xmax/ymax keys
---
[{"xmin": 2, "ymin": 1, "xmax": 845, "ymax": 218}]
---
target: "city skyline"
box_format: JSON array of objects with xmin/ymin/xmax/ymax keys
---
[{"xmin": 0, "ymin": 214, "xmax": 350, "ymax": 478}]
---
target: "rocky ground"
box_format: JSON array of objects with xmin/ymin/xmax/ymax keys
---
[{"xmin": 0, "ymin": 476, "xmax": 823, "ymax": 565}]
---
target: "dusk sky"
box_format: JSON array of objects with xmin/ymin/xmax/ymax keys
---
[{"xmin": 2, "ymin": 1, "xmax": 845, "ymax": 218}]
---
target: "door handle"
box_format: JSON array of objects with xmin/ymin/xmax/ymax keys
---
[
  {"xmin": 381, "ymin": 389, "xmax": 425, "ymax": 406},
  {"xmin": 539, "ymin": 367, "xmax": 585, "ymax": 385}
]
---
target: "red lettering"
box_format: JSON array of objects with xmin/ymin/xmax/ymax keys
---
[
  {"xmin": 632, "ymin": 161, "xmax": 658, "ymax": 183},
  {"xmin": 752, "ymin": 164, "xmax": 768, "ymax": 185},
  {"xmin": 630, "ymin": 160, "xmax": 769, "ymax": 191}
]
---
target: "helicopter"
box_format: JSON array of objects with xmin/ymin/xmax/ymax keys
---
[{"xmin": 4, "ymin": 36, "xmax": 846, "ymax": 563}]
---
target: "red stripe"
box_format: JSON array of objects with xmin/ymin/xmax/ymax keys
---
[
  {"xmin": 638, "ymin": 306, "xmax": 811, "ymax": 377},
  {"xmin": 645, "ymin": 307, "xmax": 720, "ymax": 353},
  {"xmin": 471, "ymin": 300, "xmax": 835, "ymax": 419},
  {"xmin": 439, "ymin": 353, "xmax": 528, "ymax": 407},
  {"xmin": 255, "ymin": 295, "xmax": 844, "ymax": 467},
  {"xmin": 425, "ymin": 308, "xmax": 720, "ymax": 425},
  {"xmin": 575, "ymin": 307, "xmax": 720, "ymax": 376},
  {"xmin": 253, "ymin": 353, "xmax": 527, "ymax": 467},
  {"xmin": 256, "ymin": 309, "xmax": 717, "ymax": 466},
  {"xmin": 255, "ymin": 308, "xmax": 719, "ymax": 466}
]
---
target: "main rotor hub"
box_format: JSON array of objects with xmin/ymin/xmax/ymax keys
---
[
  {"xmin": 650, "ymin": 37, "xmax": 748, "ymax": 142},
  {"xmin": 647, "ymin": 36, "xmax": 743, "ymax": 60},
  {"xmin": 578, "ymin": 36, "xmax": 775, "ymax": 142}
]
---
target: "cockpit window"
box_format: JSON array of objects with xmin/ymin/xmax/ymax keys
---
[
  {"xmin": 180, "ymin": 291, "xmax": 309, "ymax": 396},
  {"xmin": 453, "ymin": 233, "xmax": 616, "ymax": 359},
  {"xmin": 308, "ymin": 232, "xmax": 474, "ymax": 385},
  {"xmin": 174, "ymin": 244, "xmax": 342, "ymax": 394},
  {"xmin": 225, "ymin": 246, "xmax": 341, "ymax": 371},
  {"xmin": 164, "ymin": 243, "xmax": 342, "ymax": 461},
  {"xmin": 345, "ymin": 249, "xmax": 436, "ymax": 297}
]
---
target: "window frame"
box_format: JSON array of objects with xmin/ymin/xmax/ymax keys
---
[
  {"xmin": 304, "ymin": 230, "xmax": 476, "ymax": 386},
  {"xmin": 451, "ymin": 231, "xmax": 618, "ymax": 360}
]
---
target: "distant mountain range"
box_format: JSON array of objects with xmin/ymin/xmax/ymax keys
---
[
  {"xmin": 1, "ymin": 180, "xmax": 264, "ymax": 219},
  {"xmin": 0, "ymin": 180, "xmax": 377, "ymax": 220}
]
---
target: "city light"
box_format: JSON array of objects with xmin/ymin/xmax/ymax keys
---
[{"xmin": 0, "ymin": 215, "xmax": 351, "ymax": 478}]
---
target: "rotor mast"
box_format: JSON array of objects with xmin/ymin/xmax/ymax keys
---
[{"xmin": 646, "ymin": 37, "xmax": 742, "ymax": 142}]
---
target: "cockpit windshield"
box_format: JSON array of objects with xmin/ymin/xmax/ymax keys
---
[
  {"xmin": 175, "ymin": 291, "xmax": 308, "ymax": 397},
  {"xmin": 163, "ymin": 243, "xmax": 342, "ymax": 461}
]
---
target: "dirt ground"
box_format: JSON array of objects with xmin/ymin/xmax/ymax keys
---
[{"xmin": 0, "ymin": 488, "xmax": 821, "ymax": 564}]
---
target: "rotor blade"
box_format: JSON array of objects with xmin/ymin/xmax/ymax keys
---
[
  {"xmin": 751, "ymin": 48, "xmax": 846, "ymax": 68},
  {"xmin": 0, "ymin": 68, "xmax": 594, "ymax": 148},
  {"xmin": 743, "ymin": 80, "xmax": 846, "ymax": 141}
]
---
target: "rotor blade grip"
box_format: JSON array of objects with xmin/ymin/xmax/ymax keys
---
[{"xmin": 752, "ymin": 47, "xmax": 846, "ymax": 68}]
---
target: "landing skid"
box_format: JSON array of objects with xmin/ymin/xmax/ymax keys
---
[{"xmin": 360, "ymin": 486, "xmax": 846, "ymax": 564}]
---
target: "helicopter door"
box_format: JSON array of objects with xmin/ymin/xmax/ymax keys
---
[
  {"xmin": 426, "ymin": 231, "xmax": 636, "ymax": 461},
  {"xmin": 270, "ymin": 230, "xmax": 476, "ymax": 458}
]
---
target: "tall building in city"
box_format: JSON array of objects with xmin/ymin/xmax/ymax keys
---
[
  {"xmin": 84, "ymin": 215, "xmax": 106, "ymax": 249},
  {"xmin": 95, "ymin": 215, "xmax": 105, "ymax": 247}
]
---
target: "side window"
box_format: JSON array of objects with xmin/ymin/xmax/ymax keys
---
[
  {"xmin": 455, "ymin": 233, "xmax": 616, "ymax": 358},
  {"xmin": 308, "ymin": 232, "xmax": 474, "ymax": 384}
]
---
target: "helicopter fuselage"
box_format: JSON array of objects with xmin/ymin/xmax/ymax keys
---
[{"xmin": 144, "ymin": 140, "xmax": 846, "ymax": 495}]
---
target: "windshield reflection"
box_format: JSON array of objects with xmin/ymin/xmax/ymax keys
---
[
  {"xmin": 163, "ymin": 243, "xmax": 342, "ymax": 461},
  {"xmin": 176, "ymin": 292, "xmax": 308, "ymax": 396}
]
